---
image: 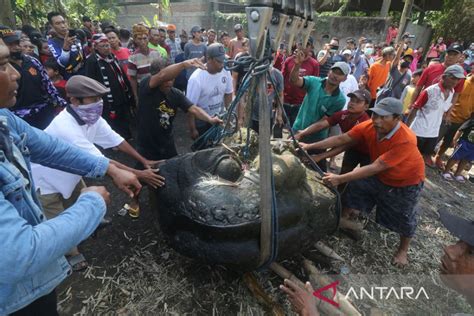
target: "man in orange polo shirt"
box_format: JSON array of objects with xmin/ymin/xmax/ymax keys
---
[
  {"xmin": 367, "ymin": 47, "xmax": 396, "ymax": 105},
  {"xmin": 303, "ymin": 97, "xmax": 425, "ymax": 266}
]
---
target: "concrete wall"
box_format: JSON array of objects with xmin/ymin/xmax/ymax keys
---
[
  {"xmin": 312, "ymin": 16, "xmax": 389, "ymax": 50},
  {"xmin": 116, "ymin": 3, "xmax": 433, "ymax": 52},
  {"xmin": 116, "ymin": 1, "xmax": 212, "ymax": 33},
  {"xmin": 405, "ymin": 21, "xmax": 433, "ymax": 51}
]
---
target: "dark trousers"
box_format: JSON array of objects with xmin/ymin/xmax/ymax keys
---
[
  {"xmin": 11, "ymin": 290, "xmax": 58, "ymax": 316},
  {"xmin": 283, "ymin": 104, "xmax": 301, "ymax": 128},
  {"xmin": 196, "ymin": 120, "xmax": 213, "ymax": 137},
  {"xmin": 250, "ymin": 119, "xmax": 283, "ymax": 138},
  {"xmin": 104, "ymin": 103, "xmax": 133, "ymax": 140},
  {"xmin": 307, "ymin": 148, "xmax": 327, "ymax": 172}
]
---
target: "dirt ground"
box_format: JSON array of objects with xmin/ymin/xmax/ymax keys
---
[{"xmin": 58, "ymin": 110, "xmax": 474, "ymax": 316}]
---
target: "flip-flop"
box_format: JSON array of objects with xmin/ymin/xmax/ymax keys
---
[
  {"xmin": 435, "ymin": 159, "xmax": 445, "ymax": 170},
  {"xmin": 454, "ymin": 175, "xmax": 466, "ymax": 183},
  {"xmin": 442, "ymin": 172, "xmax": 454, "ymax": 181},
  {"xmin": 67, "ymin": 253, "xmax": 88, "ymax": 272}
]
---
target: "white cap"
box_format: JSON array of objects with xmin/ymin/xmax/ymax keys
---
[{"xmin": 342, "ymin": 49, "xmax": 352, "ymax": 55}]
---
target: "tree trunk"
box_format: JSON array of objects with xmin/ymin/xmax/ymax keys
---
[{"xmin": 0, "ymin": 0, "xmax": 16, "ymax": 27}]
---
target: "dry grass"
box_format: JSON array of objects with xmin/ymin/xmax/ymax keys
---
[{"xmin": 57, "ymin": 151, "xmax": 474, "ymax": 315}]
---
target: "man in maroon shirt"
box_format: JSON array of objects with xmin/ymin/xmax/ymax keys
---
[
  {"xmin": 296, "ymin": 89, "xmax": 371, "ymax": 191},
  {"xmin": 410, "ymin": 44, "xmax": 464, "ymax": 106},
  {"xmin": 282, "ymin": 40, "xmax": 320, "ymax": 126}
]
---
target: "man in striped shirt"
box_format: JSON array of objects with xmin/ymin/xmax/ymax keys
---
[{"xmin": 128, "ymin": 24, "xmax": 162, "ymax": 104}]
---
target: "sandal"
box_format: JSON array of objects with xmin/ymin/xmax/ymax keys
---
[
  {"xmin": 67, "ymin": 253, "xmax": 88, "ymax": 272},
  {"xmin": 454, "ymin": 175, "xmax": 466, "ymax": 183},
  {"xmin": 435, "ymin": 159, "xmax": 445, "ymax": 170},
  {"xmin": 126, "ymin": 203, "xmax": 140, "ymax": 218},
  {"xmin": 442, "ymin": 172, "xmax": 454, "ymax": 181}
]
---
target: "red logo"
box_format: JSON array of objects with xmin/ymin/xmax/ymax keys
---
[{"xmin": 313, "ymin": 280, "xmax": 340, "ymax": 308}]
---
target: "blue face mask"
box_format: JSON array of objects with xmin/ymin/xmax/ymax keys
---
[
  {"xmin": 364, "ymin": 47, "xmax": 374, "ymax": 55},
  {"xmin": 72, "ymin": 100, "xmax": 104, "ymax": 125}
]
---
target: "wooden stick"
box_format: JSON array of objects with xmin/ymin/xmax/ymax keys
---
[
  {"xmin": 243, "ymin": 272, "xmax": 285, "ymax": 316},
  {"xmin": 269, "ymin": 262, "xmax": 343, "ymax": 315},
  {"xmin": 303, "ymin": 259, "xmax": 361, "ymax": 316},
  {"xmin": 314, "ymin": 241, "xmax": 345, "ymax": 261},
  {"xmin": 269, "ymin": 262, "xmax": 305, "ymax": 288}
]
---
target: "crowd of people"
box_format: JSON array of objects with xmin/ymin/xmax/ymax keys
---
[{"xmin": 0, "ymin": 12, "xmax": 473, "ymax": 315}]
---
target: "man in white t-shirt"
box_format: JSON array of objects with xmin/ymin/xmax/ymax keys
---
[
  {"xmin": 32, "ymin": 76, "xmax": 164, "ymax": 271},
  {"xmin": 406, "ymin": 65, "xmax": 465, "ymax": 166},
  {"xmin": 186, "ymin": 43, "xmax": 233, "ymax": 138}
]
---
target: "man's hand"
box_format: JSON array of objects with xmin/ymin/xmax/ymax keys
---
[
  {"xmin": 81, "ymin": 186, "xmax": 111, "ymax": 204},
  {"xmin": 63, "ymin": 35, "xmax": 76, "ymax": 51},
  {"xmin": 323, "ymin": 172, "xmax": 343, "ymax": 187},
  {"xmin": 298, "ymin": 142, "xmax": 311, "ymax": 151},
  {"xmin": 294, "ymin": 130, "xmax": 304, "ymax": 141},
  {"xmin": 209, "ymin": 116, "xmax": 223, "ymax": 125},
  {"xmin": 142, "ymin": 159, "xmax": 164, "ymax": 169},
  {"xmin": 280, "ymin": 279, "xmax": 320, "ymax": 316},
  {"xmin": 183, "ymin": 58, "xmax": 207, "ymax": 70},
  {"xmin": 136, "ymin": 169, "xmax": 165, "ymax": 189},
  {"xmin": 358, "ymin": 37, "xmax": 366, "ymax": 46},
  {"xmin": 294, "ymin": 49, "xmax": 305, "ymax": 65},
  {"xmin": 190, "ymin": 129, "xmax": 199, "ymax": 140},
  {"xmin": 107, "ymin": 164, "xmax": 142, "ymax": 198}
]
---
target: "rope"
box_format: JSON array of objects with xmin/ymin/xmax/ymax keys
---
[{"xmin": 191, "ymin": 40, "xmax": 342, "ymax": 267}]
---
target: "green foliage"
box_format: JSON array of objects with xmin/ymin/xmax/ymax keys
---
[
  {"xmin": 212, "ymin": 11, "xmax": 246, "ymax": 34},
  {"xmin": 425, "ymin": 0, "xmax": 474, "ymax": 42},
  {"xmin": 11, "ymin": 0, "xmax": 119, "ymax": 29}
]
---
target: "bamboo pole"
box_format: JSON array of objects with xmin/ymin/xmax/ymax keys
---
[{"xmin": 303, "ymin": 259, "xmax": 361, "ymax": 316}]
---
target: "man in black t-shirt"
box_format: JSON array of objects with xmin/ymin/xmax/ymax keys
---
[{"xmin": 136, "ymin": 58, "xmax": 222, "ymax": 163}]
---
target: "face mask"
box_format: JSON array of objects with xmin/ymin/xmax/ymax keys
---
[
  {"xmin": 72, "ymin": 100, "xmax": 103, "ymax": 125},
  {"xmin": 403, "ymin": 44, "xmax": 408, "ymax": 50},
  {"xmin": 10, "ymin": 51, "xmax": 23, "ymax": 60},
  {"xmin": 364, "ymin": 47, "xmax": 374, "ymax": 55}
]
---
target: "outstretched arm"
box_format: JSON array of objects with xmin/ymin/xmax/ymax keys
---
[
  {"xmin": 300, "ymin": 133, "xmax": 356, "ymax": 152},
  {"xmin": 323, "ymin": 158, "xmax": 388, "ymax": 187},
  {"xmin": 290, "ymin": 50, "xmax": 306, "ymax": 88},
  {"xmin": 149, "ymin": 58, "xmax": 206, "ymax": 89},
  {"xmin": 294, "ymin": 118, "xmax": 330, "ymax": 141},
  {"xmin": 188, "ymin": 105, "xmax": 223, "ymax": 125}
]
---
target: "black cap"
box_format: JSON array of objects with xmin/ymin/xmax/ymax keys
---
[
  {"xmin": 447, "ymin": 44, "xmax": 463, "ymax": 54},
  {"xmin": 0, "ymin": 25, "xmax": 20, "ymax": 44},
  {"xmin": 439, "ymin": 209, "xmax": 474, "ymax": 247},
  {"xmin": 347, "ymin": 89, "xmax": 371, "ymax": 104},
  {"xmin": 82, "ymin": 16, "xmax": 92, "ymax": 22}
]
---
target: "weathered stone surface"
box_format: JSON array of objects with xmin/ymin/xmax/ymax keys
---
[{"xmin": 150, "ymin": 143, "xmax": 338, "ymax": 271}]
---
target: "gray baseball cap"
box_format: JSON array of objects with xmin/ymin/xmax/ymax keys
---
[
  {"xmin": 444, "ymin": 64, "xmax": 466, "ymax": 79},
  {"xmin": 370, "ymin": 97, "xmax": 403, "ymax": 116},
  {"xmin": 439, "ymin": 208, "xmax": 474, "ymax": 247},
  {"xmin": 331, "ymin": 61, "xmax": 351, "ymax": 76},
  {"xmin": 190, "ymin": 25, "xmax": 201, "ymax": 34},
  {"xmin": 207, "ymin": 43, "xmax": 226, "ymax": 63},
  {"xmin": 234, "ymin": 24, "xmax": 243, "ymax": 32},
  {"xmin": 66, "ymin": 75, "xmax": 110, "ymax": 98}
]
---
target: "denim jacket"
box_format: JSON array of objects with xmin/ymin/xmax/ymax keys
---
[{"xmin": 0, "ymin": 109, "xmax": 109, "ymax": 315}]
